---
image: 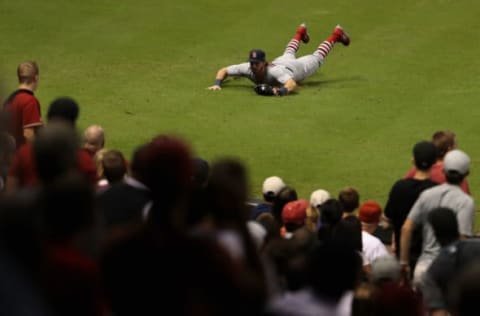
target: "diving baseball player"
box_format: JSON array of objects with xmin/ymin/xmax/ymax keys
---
[{"xmin": 207, "ymin": 23, "xmax": 350, "ymax": 96}]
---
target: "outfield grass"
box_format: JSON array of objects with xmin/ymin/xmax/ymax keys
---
[{"xmin": 2, "ymin": 0, "xmax": 480, "ymax": 225}]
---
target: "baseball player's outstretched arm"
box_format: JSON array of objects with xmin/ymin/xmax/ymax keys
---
[
  {"xmin": 273, "ymin": 78, "xmax": 297, "ymax": 96},
  {"xmin": 208, "ymin": 67, "xmax": 228, "ymax": 90}
]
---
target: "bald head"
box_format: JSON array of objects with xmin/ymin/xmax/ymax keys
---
[{"xmin": 83, "ymin": 125, "xmax": 105, "ymax": 156}]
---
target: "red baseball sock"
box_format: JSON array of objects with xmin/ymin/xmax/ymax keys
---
[{"xmin": 326, "ymin": 34, "xmax": 338, "ymax": 44}]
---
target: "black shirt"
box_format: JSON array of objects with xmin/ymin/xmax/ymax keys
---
[{"xmin": 384, "ymin": 178, "xmax": 438, "ymax": 260}]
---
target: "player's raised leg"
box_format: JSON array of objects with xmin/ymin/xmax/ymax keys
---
[
  {"xmin": 282, "ymin": 23, "xmax": 310, "ymax": 58},
  {"xmin": 314, "ymin": 25, "xmax": 350, "ymax": 60}
]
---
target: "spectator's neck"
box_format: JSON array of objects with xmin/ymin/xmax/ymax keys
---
[
  {"xmin": 362, "ymin": 223, "xmax": 377, "ymax": 234},
  {"xmin": 18, "ymin": 83, "xmax": 35, "ymax": 92},
  {"xmin": 413, "ymin": 169, "xmax": 431, "ymax": 180}
]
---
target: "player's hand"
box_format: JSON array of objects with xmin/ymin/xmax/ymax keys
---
[
  {"xmin": 208, "ymin": 85, "xmax": 222, "ymax": 91},
  {"xmin": 272, "ymin": 86, "xmax": 288, "ymax": 96}
]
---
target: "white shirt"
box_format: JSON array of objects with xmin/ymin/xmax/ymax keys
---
[
  {"xmin": 362, "ymin": 231, "xmax": 390, "ymax": 265},
  {"xmin": 268, "ymin": 288, "xmax": 353, "ymax": 316}
]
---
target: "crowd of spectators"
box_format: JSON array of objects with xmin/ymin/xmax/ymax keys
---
[{"xmin": 0, "ymin": 60, "xmax": 477, "ymax": 316}]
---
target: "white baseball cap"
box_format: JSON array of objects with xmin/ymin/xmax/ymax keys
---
[
  {"xmin": 371, "ymin": 255, "xmax": 401, "ymax": 283},
  {"xmin": 444, "ymin": 149, "xmax": 470, "ymax": 175},
  {"xmin": 310, "ymin": 189, "xmax": 331, "ymax": 208},
  {"xmin": 262, "ymin": 176, "xmax": 286, "ymax": 195}
]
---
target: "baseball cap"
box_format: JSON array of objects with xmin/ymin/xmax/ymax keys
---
[
  {"xmin": 262, "ymin": 176, "xmax": 286, "ymax": 196},
  {"xmin": 371, "ymin": 255, "xmax": 401, "ymax": 283},
  {"xmin": 358, "ymin": 200, "xmax": 382, "ymax": 224},
  {"xmin": 310, "ymin": 189, "xmax": 331, "ymax": 208},
  {"xmin": 249, "ymin": 49, "xmax": 266, "ymax": 63},
  {"xmin": 282, "ymin": 199, "xmax": 308, "ymax": 225},
  {"xmin": 413, "ymin": 141, "xmax": 437, "ymax": 170},
  {"xmin": 444, "ymin": 149, "xmax": 470, "ymax": 175}
]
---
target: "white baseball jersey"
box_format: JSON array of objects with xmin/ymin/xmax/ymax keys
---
[{"xmin": 226, "ymin": 53, "xmax": 323, "ymax": 86}]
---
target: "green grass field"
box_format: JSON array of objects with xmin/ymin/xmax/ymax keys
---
[{"xmin": 2, "ymin": 0, "xmax": 480, "ymax": 219}]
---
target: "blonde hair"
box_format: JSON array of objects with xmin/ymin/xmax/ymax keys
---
[
  {"xmin": 17, "ymin": 61, "xmax": 39, "ymax": 84},
  {"xmin": 93, "ymin": 148, "xmax": 109, "ymax": 178},
  {"xmin": 305, "ymin": 206, "xmax": 319, "ymax": 232}
]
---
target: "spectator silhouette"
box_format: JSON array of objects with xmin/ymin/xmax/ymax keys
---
[
  {"xmin": 0, "ymin": 197, "xmax": 49, "ymax": 316},
  {"xmin": 38, "ymin": 173, "xmax": 107, "ymax": 316},
  {"xmin": 358, "ymin": 201, "xmax": 390, "ymax": 269},
  {"xmin": 268, "ymin": 239, "xmax": 363, "ymax": 316},
  {"xmin": 97, "ymin": 144, "xmax": 152, "ymax": 243},
  {"xmin": 250, "ymin": 176, "xmax": 286, "ymax": 220},
  {"xmin": 3, "ymin": 61, "xmax": 43, "ymax": 148},
  {"xmin": 6, "ymin": 97, "xmax": 97, "ymax": 192},
  {"xmin": 338, "ymin": 186, "xmax": 360, "ymax": 218},
  {"xmin": 83, "ymin": 124, "xmax": 105, "ymax": 157},
  {"xmin": 317, "ymin": 198, "xmax": 343, "ymax": 242},
  {"xmin": 101, "ymin": 136, "xmax": 266, "ymax": 315},
  {"xmin": 271, "ymin": 186, "xmax": 298, "ymax": 235},
  {"xmin": 99, "ymin": 149, "xmax": 127, "ymax": 190},
  {"xmin": 0, "ymin": 112, "xmax": 15, "ymax": 192},
  {"xmin": 404, "ymin": 130, "xmax": 469, "ymax": 194},
  {"xmin": 449, "ymin": 263, "xmax": 480, "ymax": 316},
  {"xmin": 385, "ymin": 140, "xmax": 438, "ymax": 271},
  {"xmin": 400, "ymin": 149, "xmax": 474, "ymax": 288},
  {"xmin": 422, "ymin": 207, "xmax": 480, "ymax": 315}
]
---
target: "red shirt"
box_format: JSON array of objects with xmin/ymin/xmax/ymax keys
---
[
  {"xmin": 8, "ymin": 143, "xmax": 98, "ymax": 188},
  {"xmin": 46, "ymin": 244, "xmax": 109, "ymax": 316},
  {"xmin": 3, "ymin": 89, "xmax": 43, "ymax": 148},
  {"xmin": 404, "ymin": 161, "xmax": 470, "ymax": 194}
]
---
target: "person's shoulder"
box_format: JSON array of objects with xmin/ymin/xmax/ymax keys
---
[
  {"xmin": 252, "ymin": 202, "xmax": 271, "ymax": 212},
  {"xmin": 76, "ymin": 148, "xmax": 95, "ymax": 163},
  {"xmin": 76, "ymin": 148, "xmax": 96, "ymax": 167},
  {"xmin": 390, "ymin": 178, "xmax": 412, "ymax": 190},
  {"xmin": 14, "ymin": 89, "xmax": 37, "ymax": 103},
  {"xmin": 420, "ymin": 182, "xmax": 446, "ymax": 196},
  {"xmin": 459, "ymin": 239, "xmax": 480, "ymax": 253},
  {"xmin": 439, "ymin": 240, "xmax": 480, "ymax": 266},
  {"xmin": 100, "ymin": 181, "xmax": 143, "ymax": 196},
  {"xmin": 362, "ymin": 231, "xmax": 382, "ymax": 244},
  {"xmin": 403, "ymin": 166, "xmax": 416, "ymax": 179},
  {"xmin": 463, "ymin": 190, "xmax": 474, "ymax": 204},
  {"xmin": 268, "ymin": 289, "xmax": 323, "ymax": 316},
  {"xmin": 227, "ymin": 62, "xmax": 250, "ymax": 70},
  {"xmin": 401, "ymin": 178, "xmax": 438, "ymax": 190}
]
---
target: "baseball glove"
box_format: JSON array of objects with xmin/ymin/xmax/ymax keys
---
[{"xmin": 254, "ymin": 84, "xmax": 275, "ymax": 96}]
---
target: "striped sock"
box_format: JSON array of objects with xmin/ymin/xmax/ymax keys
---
[
  {"xmin": 316, "ymin": 40, "xmax": 333, "ymax": 59},
  {"xmin": 285, "ymin": 39, "xmax": 300, "ymax": 55}
]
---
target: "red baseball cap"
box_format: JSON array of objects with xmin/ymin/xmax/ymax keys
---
[
  {"xmin": 358, "ymin": 200, "xmax": 382, "ymax": 224},
  {"xmin": 282, "ymin": 199, "xmax": 308, "ymax": 225}
]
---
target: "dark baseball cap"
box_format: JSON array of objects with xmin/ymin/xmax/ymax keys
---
[
  {"xmin": 413, "ymin": 141, "xmax": 437, "ymax": 170},
  {"xmin": 249, "ymin": 49, "xmax": 266, "ymax": 62}
]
